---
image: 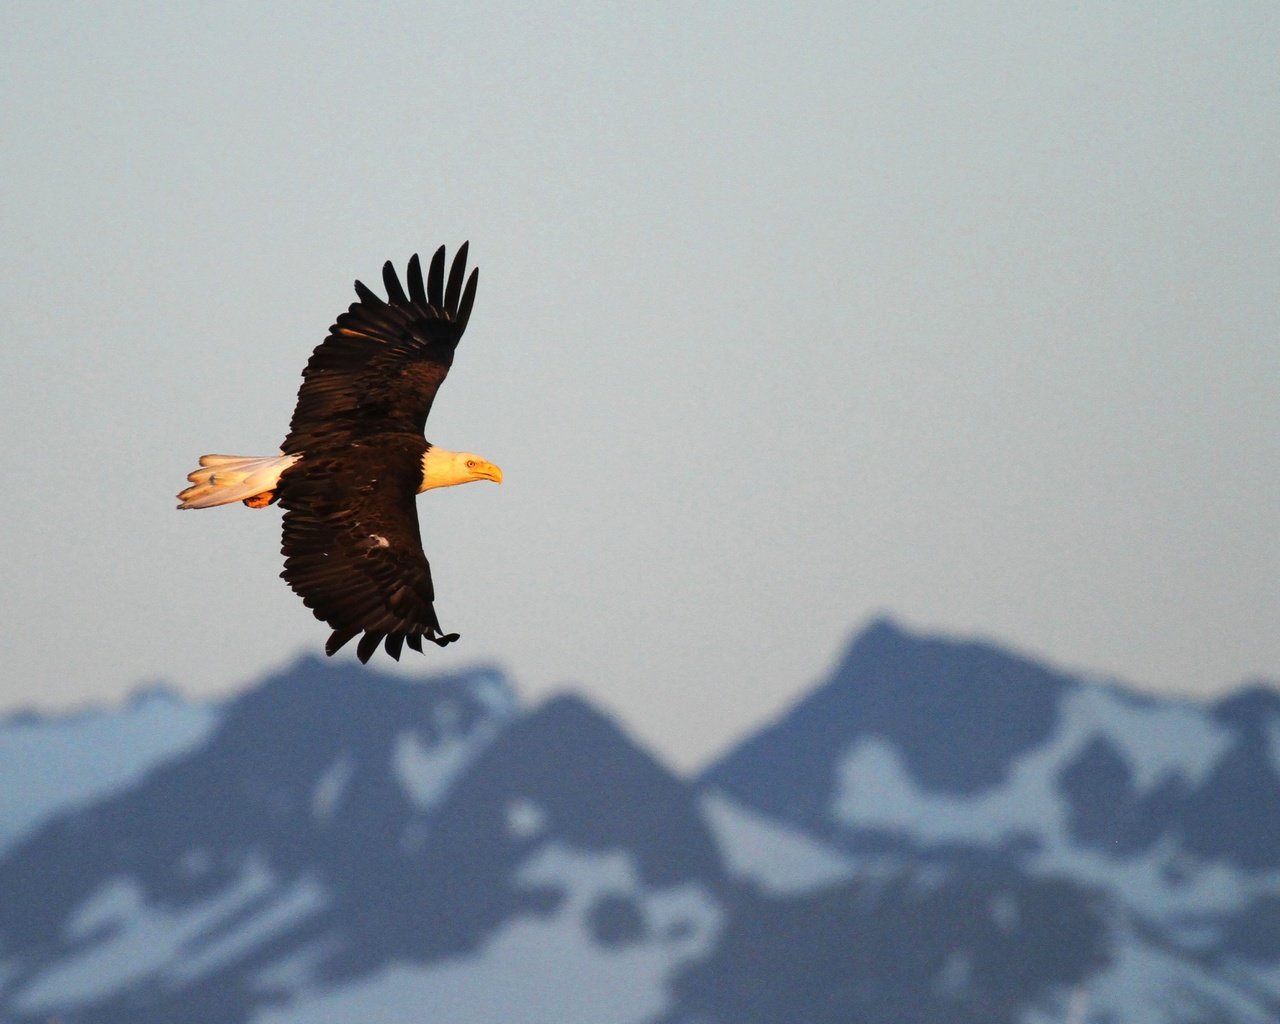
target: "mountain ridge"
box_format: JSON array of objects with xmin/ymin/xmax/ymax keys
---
[{"xmin": 3, "ymin": 617, "xmax": 1280, "ymax": 1023}]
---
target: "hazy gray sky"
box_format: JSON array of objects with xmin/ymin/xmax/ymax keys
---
[{"xmin": 3, "ymin": 3, "xmax": 1277, "ymax": 770}]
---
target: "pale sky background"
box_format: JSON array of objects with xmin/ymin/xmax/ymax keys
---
[{"xmin": 2, "ymin": 3, "xmax": 1277, "ymax": 771}]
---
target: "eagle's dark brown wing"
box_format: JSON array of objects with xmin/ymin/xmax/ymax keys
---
[
  {"xmin": 280, "ymin": 244, "xmax": 478, "ymax": 453},
  {"xmin": 277, "ymin": 437, "xmax": 459, "ymax": 663}
]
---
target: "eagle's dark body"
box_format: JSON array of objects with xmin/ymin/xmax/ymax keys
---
[{"xmin": 277, "ymin": 433, "xmax": 448, "ymax": 663}]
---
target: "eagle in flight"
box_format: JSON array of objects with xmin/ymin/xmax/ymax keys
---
[{"xmin": 177, "ymin": 243, "xmax": 502, "ymax": 663}]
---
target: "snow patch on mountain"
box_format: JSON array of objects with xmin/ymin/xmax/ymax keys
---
[
  {"xmin": 467, "ymin": 671, "xmax": 520, "ymax": 719},
  {"xmin": 11, "ymin": 855, "xmax": 327, "ymax": 1015},
  {"xmin": 831, "ymin": 684, "xmax": 1232, "ymax": 845},
  {"xmin": 1035, "ymin": 837, "xmax": 1280, "ymax": 923},
  {"xmin": 699, "ymin": 789, "xmax": 854, "ymax": 895},
  {"xmin": 505, "ymin": 798, "xmax": 548, "ymax": 840},
  {"xmin": 826, "ymin": 675, "xmax": 1280, "ymax": 936},
  {"xmin": 833, "ymin": 736, "xmax": 1026, "ymax": 843},
  {"xmin": 168, "ymin": 874, "xmax": 328, "ymax": 985},
  {"xmin": 252, "ymin": 843, "xmax": 724, "ymax": 1024},
  {"xmin": 1072, "ymin": 685, "xmax": 1232, "ymax": 791},
  {"xmin": 311, "ymin": 753, "xmax": 355, "ymax": 824},
  {"xmin": 1022, "ymin": 917, "xmax": 1280, "ymax": 1024},
  {"xmin": 392, "ymin": 713, "xmax": 503, "ymax": 811},
  {"xmin": 252, "ymin": 937, "xmax": 343, "ymax": 995},
  {"xmin": 0, "ymin": 690, "xmax": 220, "ymax": 850}
]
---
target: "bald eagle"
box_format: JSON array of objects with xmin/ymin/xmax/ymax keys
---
[{"xmin": 177, "ymin": 243, "xmax": 502, "ymax": 663}]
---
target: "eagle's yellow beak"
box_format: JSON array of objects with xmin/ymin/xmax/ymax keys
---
[{"xmin": 476, "ymin": 461, "xmax": 503, "ymax": 484}]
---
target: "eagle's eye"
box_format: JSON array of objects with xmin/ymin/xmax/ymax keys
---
[{"xmin": 466, "ymin": 459, "xmax": 476, "ymax": 468}]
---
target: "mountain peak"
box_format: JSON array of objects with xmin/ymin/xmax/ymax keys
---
[
  {"xmin": 210, "ymin": 656, "xmax": 516, "ymax": 766},
  {"xmin": 431, "ymin": 691, "xmax": 725, "ymax": 888},
  {"xmin": 702, "ymin": 619, "xmax": 1076, "ymax": 824},
  {"xmin": 1213, "ymin": 683, "xmax": 1280, "ymax": 727}
]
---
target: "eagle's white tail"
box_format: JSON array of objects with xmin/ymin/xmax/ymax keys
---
[{"xmin": 177, "ymin": 453, "xmax": 299, "ymax": 510}]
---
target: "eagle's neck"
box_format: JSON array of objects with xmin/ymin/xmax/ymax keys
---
[{"xmin": 419, "ymin": 446, "xmax": 471, "ymax": 492}]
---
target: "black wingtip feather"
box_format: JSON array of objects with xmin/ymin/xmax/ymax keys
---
[
  {"xmin": 445, "ymin": 242, "xmax": 469, "ymax": 313},
  {"xmin": 427, "ymin": 246, "xmax": 446, "ymax": 305},
  {"xmin": 326, "ymin": 627, "xmax": 359, "ymax": 657},
  {"xmin": 457, "ymin": 268, "xmax": 479, "ymax": 329},
  {"xmin": 356, "ymin": 631, "xmax": 384, "ymax": 664},
  {"xmin": 353, "ymin": 279, "xmax": 383, "ymax": 306},
  {"xmin": 406, "ymin": 253, "xmax": 427, "ymax": 305},
  {"xmin": 382, "ymin": 261, "xmax": 408, "ymax": 305},
  {"xmin": 384, "ymin": 634, "xmax": 405, "ymax": 661}
]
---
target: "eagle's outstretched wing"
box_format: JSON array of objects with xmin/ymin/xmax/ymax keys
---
[
  {"xmin": 277, "ymin": 439, "xmax": 459, "ymax": 663},
  {"xmin": 281, "ymin": 243, "xmax": 478, "ymax": 453}
]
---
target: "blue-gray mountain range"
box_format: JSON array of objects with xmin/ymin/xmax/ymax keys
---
[{"xmin": 2, "ymin": 618, "xmax": 1279, "ymax": 1023}]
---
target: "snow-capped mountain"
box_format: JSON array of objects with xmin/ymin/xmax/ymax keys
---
[
  {"xmin": 703, "ymin": 618, "xmax": 1280, "ymax": 1022},
  {"xmin": 2, "ymin": 621, "xmax": 1279, "ymax": 1023},
  {"xmin": 0, "ymin": 657, "xmax": 726, "ymax": 1024}
]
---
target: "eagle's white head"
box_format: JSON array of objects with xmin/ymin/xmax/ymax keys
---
[{"xmin": 420, "ymin": 447, "xmax": 503, "ymax": 492}]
